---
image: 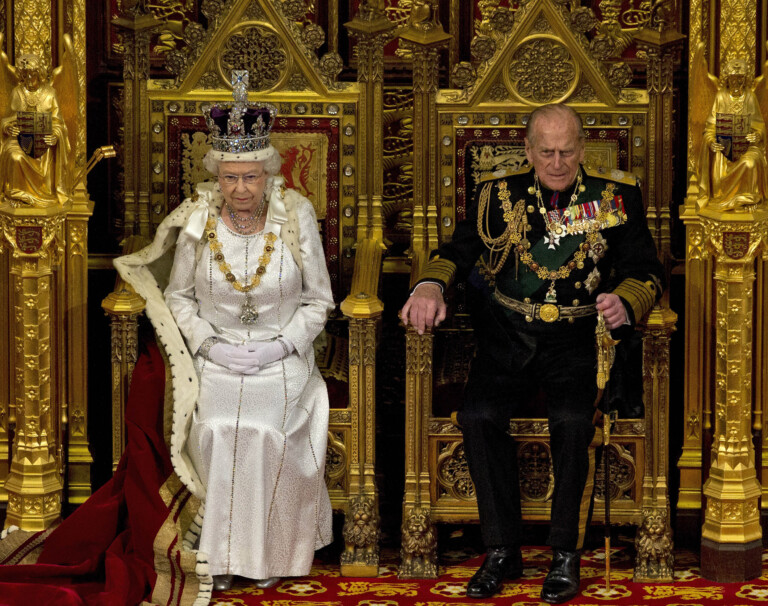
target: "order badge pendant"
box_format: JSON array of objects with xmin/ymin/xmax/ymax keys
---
[{"xmin": 240, "ymin": 297, "xmax": 259, "ymax": 325}]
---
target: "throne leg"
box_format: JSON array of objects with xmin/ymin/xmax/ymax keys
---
[
  {"xmin": 340, "ymin": 495, "xmax": 380, "ymax": 576},
  {"xmin": 399, "ymin": 506, "xmax": 438, "ymax": 578},
  {"xmin": 634, "ymin": 507, "xmax": 674, "ymax": 581}
]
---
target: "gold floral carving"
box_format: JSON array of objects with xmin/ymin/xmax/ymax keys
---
[
  {"xmin": 14, "ymin": 0, "xmax": 51, "ymax": 65},
  {"xmin": 591, "ymin": 0, "xmax": 634, "ymax": 60},
  {"xmin": 719, "ymin": 0, "xmax": 756, "ymax": 76},
  {"xmin": 517, "ymin": 440, "xmax": 554, "ymax": 501},
  {"xmin": 325, "ymin": 431, "xmax": 347, "ymax": 491},
  {"xmin": 506, "ymin": 37, "xmax": 578, "ymax": 104},
  {"xmin": 219, "ymin": 26, "xmax": 289, "ymax": 92},
  {"xmin": 436, "ymin": 441, "xmax": 475, "ymax": 500},
  {"xmin": 329, "ymin": 410, "xmax": 351, "ymax": 424},
  {"xmin": 595, "ymin": 443, "xmax": 636, "ymax": 502}
]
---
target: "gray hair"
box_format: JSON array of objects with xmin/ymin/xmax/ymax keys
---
[
  {"xmin": 202, "ymin": 145, "xmax": 283, "ymax": 178},
  {"xmin": 526, "ymin": 104, "xmax": 585, "ymax": 145}
]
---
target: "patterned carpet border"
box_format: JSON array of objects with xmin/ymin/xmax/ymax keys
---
[{"xmin": 211, "ymin": 547, "xmax": 768, "ymax": 606}]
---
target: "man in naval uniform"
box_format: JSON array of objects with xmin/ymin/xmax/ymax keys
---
[{"xmin": 401, "ymin": 103, "xmax": 663, "ymax": 603}]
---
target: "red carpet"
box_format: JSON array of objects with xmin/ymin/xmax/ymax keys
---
[{"xmin": 211, "ymin": 546, "xmax": 768, "ymax": 605}]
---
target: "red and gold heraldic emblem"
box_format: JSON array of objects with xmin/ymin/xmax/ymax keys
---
[
  {"xmin": 723, "ymin": 232, "xmax": 750, "ymax": 259},
  {"xmin": 16, "ymin": 225, "xmax": 43, "ymax": 253}
]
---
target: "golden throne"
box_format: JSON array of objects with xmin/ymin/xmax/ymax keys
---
[
  {"xmin": 399, "ymin": 0, "xmax": 678, "ymax": 581},
  {"xmin": 104, "ymin": 1, "xmax": 387, "ymax": 576}
]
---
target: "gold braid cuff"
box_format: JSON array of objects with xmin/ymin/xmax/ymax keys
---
[
  {"xmin": 612, "ymin": 277, "xmax": 658, "ymax": 322},
  {"xmin": 419, "ymin": 257, "xmax": 458, "ymax": 289}
]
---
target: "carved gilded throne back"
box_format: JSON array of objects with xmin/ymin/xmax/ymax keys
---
[
  {"xmin": 400, "ymin": 0, "xmax": 678, "ymax": 581},
  {"xmin": 106, "ymin": 0, "xmax": 386, "ymax": 576}
]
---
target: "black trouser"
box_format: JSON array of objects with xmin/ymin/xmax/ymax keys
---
[{"xmin": 457, "ymin": 318, "xmax": 600, "ymax": 552}]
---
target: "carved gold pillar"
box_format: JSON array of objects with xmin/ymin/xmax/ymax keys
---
[
  {"xmin": 113, "ymin": 9, "xmax": 157, "ymax": 240},
  {"xmin": 64, "ymin": 196, "xmax": 94, "ymax": 502},
  {"xmin": 339, "ymin": 239, "xmax": 383, "ymax": 576},
  {"xmin": 400, "ymin": 326, "xmax": 437, "ymax": 579},
  {"xmin": 678, "ymin": 208, "xmax": 712, "ymax": 514},
  {"xmin": 0, "ymin": 204, "xmax": 64, "ymax": 530},
  {"xmin": 400, "ymin": 8, "xmax": 451, "ymax": 268},
  {"xmin": 635, "ymin": 27, "xmax": 684, "ymax": 269},
  {"xmin": 101, "ymin": 286, "xmax": 145, "ymax": 470},
  {"xmin": 345, "ymin": 7, "xmax": 393, "ymax": 246},
  {"xmin": 699, "ymin": 208, "xmax": 766, "ymax": 581},
  {"xmin": 0, "ymin": 244, "xmax": 10, "ymax": 502},
  {"xmin": 398, "ymin": 3, "xmax": 450, "ymax": 577},
  {"xmin": 634, "ymin": 306, "xmax": 677, "ymax": 581}
]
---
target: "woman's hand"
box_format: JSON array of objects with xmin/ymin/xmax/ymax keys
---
[
  {"xmin": 207, "ymin": 342, "xmax": 261, "ymax": 374},
  {"xmin": 245, "ymin": 339, "xmax": 295, "ymax": 367}
]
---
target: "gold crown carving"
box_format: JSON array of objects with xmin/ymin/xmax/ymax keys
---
[{"xmin": 202, "ymin": 71, "xmax": 277, "ymax": 154}]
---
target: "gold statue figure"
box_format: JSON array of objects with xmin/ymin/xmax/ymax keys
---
[
  {"xmin": 690, "ymin": 44, "xmax": 768, "ymax": 211},
  {"xmin": 0, "ymin": 34, "xmax": 78, "ymax": 207}
]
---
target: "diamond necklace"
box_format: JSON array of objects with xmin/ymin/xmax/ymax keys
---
[{"xmin": 225, "ymin": 192, "xmax": 266, "ymax": 235}]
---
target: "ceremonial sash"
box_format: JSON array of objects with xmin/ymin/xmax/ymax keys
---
[{"xmin": 512, "ymin": 192, "xmax": 627, "ymax": 298}]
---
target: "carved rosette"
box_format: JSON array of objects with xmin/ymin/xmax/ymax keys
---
[
  {"xmin": 399, "ymin": 507, "xmax": 438, "ymax": 579},
  {"xmin": 219, "ymin": 26, "xmax": 289, "ymax": 91},
  {"xmin": 506, "ymin": 37, "xmax": 578, "ymax": 103},
  {"xmin": 451, "ymin": 61, "xmax": 478, "ymax": 90}
]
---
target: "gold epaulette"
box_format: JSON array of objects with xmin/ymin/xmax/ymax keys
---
[
  {"xmin": 584, "ymin": 166, "xmax": 639, "ymax": 186},
  {"xmin": 479, "ymin": 164, "xmax": 533, "ymax": 183},
  {"xmin": 612, "ymin": 277, "xmax": 659, "ymax": 323}
]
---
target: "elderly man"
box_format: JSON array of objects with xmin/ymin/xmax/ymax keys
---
[{"xmin": 401, "ymin": 103, "xmax": 663, "ymax": 603}]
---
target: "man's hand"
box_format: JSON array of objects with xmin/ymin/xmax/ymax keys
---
[
  {"xmin": 596, "ymin": 293, "xmax": 627, "ymax": 330},
  {"xmin": 400, "ymin": 282, "xmax": 447, "ymax": 335}
]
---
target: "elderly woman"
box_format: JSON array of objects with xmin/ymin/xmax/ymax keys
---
[{"xmin": 115, "ymin": 72, "xmax": 334, "ymax": 593}]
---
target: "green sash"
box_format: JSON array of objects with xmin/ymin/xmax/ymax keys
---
[
  {"xmin": 499, "ymin": 177, "xmax": 623, "ymax": 299},
  {"xmin": 516, "ymin": 232, "xmax": 586, "ymax": 298}
]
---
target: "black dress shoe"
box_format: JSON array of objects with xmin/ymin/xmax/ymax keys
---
[
  {"xmin": 541, "ymin": 549, "xmax": 580, "ymax": 604},
  {"xmin": 466, "ymin": 546, "xmax": 523, "ymax": 599},
  {"xmin": 212, "ymin": 574, "xmax": 234, "ymax": 591}
]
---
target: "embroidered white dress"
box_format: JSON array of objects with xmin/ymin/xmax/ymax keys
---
[{"xmin": 164, "ymin": 195, "xmax": 334, "ymax": 580}]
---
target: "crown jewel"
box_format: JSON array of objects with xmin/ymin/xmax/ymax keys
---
[{"xmin": 202, "ymin": 71, "xmax": 276, "ymax": 154}]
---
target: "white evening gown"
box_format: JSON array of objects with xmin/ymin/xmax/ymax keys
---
[{"xmin": 165, "ymin": 197, "xmax": 334, "ymax": 579}]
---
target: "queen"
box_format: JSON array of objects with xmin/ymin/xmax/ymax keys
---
[{"xmin": 115, "ymin": 71, "xmax": 334, "ymax": 591}]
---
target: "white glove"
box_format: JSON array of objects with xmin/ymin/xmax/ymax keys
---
[
  {"xmin": 245, "ymin": 339, "xmax": 295, "ymax": 367},
  {"xmin": 207, "ymin": 342, "xmax": 261, "ymax": 374}
]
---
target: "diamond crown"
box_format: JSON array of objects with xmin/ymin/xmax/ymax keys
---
[{"xmin": 202, "ymin": 70, "xmax": 277, "ymax": 154}]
